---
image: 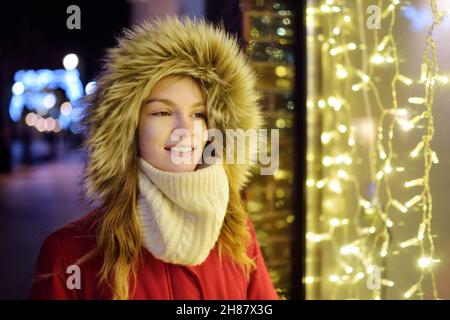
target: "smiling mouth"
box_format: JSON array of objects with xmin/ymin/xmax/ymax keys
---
[{"xmin": 164, "ymin": 146, "xmax": 195, "ymax": 154}]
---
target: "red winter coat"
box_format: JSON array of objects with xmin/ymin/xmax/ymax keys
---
[{"xmin": 29, "ymin": 209, "xmax": 279, "ymax": 300}]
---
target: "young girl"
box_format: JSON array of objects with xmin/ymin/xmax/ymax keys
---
[{"xmin": 29, "ymin": 16, "xmax": 279, "ymax": 300}]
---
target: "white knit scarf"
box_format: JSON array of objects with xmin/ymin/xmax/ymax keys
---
[{"xmin": 137, "ymin": 157, "xmax": 229, "ymax": 266}]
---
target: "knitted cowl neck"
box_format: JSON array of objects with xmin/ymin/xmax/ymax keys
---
[{"xmin": 137, "ymin": 157, "xmax": 229, "ymax": 266}]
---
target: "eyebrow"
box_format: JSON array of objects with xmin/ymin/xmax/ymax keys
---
[{"xmin": 143, "ymin": 98, "xmax": 205, "ymax": 109}]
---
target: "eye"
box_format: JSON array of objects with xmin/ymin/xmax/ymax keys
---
[
  {"xmin": 151, "ymin": 111, "xmax": 171, "ymax": 116},
  {"xmin": 193, "ymin": 112, "xmax": 207, "ymax": 118}
]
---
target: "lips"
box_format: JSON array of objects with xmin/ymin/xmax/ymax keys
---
[{"xmin": 164, "ymin": 145, "xmax": 195, "ymax": 153}]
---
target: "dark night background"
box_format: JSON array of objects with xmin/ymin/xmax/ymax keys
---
[{"xmin": 0, "ymin": 0, "xmax": 245, "ymax": 299}]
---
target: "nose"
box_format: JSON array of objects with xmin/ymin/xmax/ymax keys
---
[
  {"xmin": 171, "ymin": 112, "xmax": 197, "ymax": 144},
  {"xmin": 176, "ymin": 112, "xmax": 194, "ymax": 131}
]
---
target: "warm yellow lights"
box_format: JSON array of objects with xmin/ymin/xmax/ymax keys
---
[
  {"xmin": 408, "ymin": 97, "xmax": 426, "ymax": 105},
  {"xmin": 418, "ymin": 256, "xmax": 440, "ymax": 269},
  {"xmin": 404, "ymin": 178, "xmax": 424, "ymax": 188},
  {"xmin": 336, "ymin": 64, "xmax": 348, "ymax": 79},
  {"xmin": 371, "ymin": 53, "xmax": 385, "ymax": 64},
  {"xmin": 400, "ymin": 238, "xmax": 420, "ymax": 249},
  {"xmin": 329, "ymin": 274, "xmax": 340, "ymax": 282},
  {"xmin": 321, "ymin": 132, "xmax": 332, "ymax": 144},
  {"xmin": 392, "ymin": 200, "xmax": 407, "ymax": 213},
  {"xmin": 377, "ymin": 36, "xmax": 390, "ymax": 52},
  {"xmin": 327, "ymin": 96, "xmax": 342, "ymax": 110},
  {"xmin": 306, "ymin": 0, "xmax": 444, "ymax": 300},
  {"xmin": 410, "ymin": 141, "xmax": 424, "ymax": 158},
  {"xmin": 275, "ymin": 66, "xmax": 288, "ymax": 77},
  {"xmin": 340, "ymin": 244, "xmax": 360, "ymax": 256},
  {"xmin": 380, "ymin": 240, "xmax": 389, "ymax": 257},
  {"xmin": 404, "ymin": 284, "xmax": 418, "ymax": 299},
  {"xmin": 318, "ymin": 99, "xmax": 326, "ymax": 108},
  {"xmin": 328, "ymin": 179, "xmax": 342, "ymax": 193},
  {"xmin": 304, "ymin": 276, "xmax": 315, "ymax": 284},
  {"xmin": 417, "ymin": 223, "xmax": 426, "ymax": 241},
  {"xmin": 404, "ymin": 195, "xmax": 422, "ymax": 208},
  {"xmin": 398, "ymin": 75, "xmax": 413, "ymax": 85}
]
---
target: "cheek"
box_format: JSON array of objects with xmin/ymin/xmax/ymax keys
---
[
  {"xmin": 196, "ymin": 121, "xmax": 209, "ymax": 146},
  {"xmin": 138, "ymin": 119, "xmax": 166, "ymax": 155},
  {"xmin": 200, "ymin": 127, "xmax": 209, "ymax": 149}
]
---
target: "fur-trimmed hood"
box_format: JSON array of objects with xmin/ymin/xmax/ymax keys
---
[{"xmin": 82, "ymin": 16, "xmax": 264, "ymax": 204}]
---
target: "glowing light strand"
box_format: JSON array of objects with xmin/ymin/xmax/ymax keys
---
[{"xmin": 306, "ymin": 0, "xmax": 445, "ymax": 299}]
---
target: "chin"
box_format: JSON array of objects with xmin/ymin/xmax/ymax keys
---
[
  {"xmin": 142, "ymin": 150, "xmax": 203, "ymax": 172},
  {"xmin": 166, "ymin": 164, "xmax": 197, "ymax": 172},
  {"xmin": 161, "ymin": 155, "xmax": 202, "ymax": 172}
]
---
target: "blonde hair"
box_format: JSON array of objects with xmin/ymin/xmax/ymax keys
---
[{"xmin": 80, "ymin": 17, "xmax": 264, "ymax": 299}]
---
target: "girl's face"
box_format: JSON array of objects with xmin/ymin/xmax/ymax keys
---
[{"xmin": 138, "ymin": 75, "xmax": 208, "ymax": 172}]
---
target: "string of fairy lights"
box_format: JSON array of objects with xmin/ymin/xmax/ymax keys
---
[{"xmin": 305, "ymin": 0, "xmax": 448, "ymax": 299}]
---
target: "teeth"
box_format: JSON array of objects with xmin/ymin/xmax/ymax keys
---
[{"xmin": 170, "ymin": 146, "xmax": 193, "ymax": 152}]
